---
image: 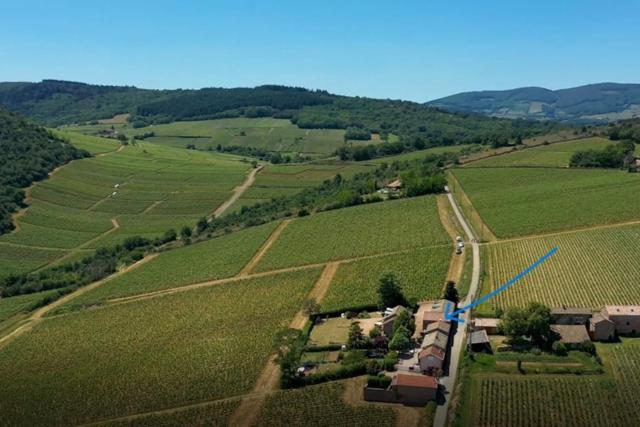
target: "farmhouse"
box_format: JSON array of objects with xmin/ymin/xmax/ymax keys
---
[
  {"xmin": 589, "ymin": 313, "xmax": 616, "ymax": 341},
  {"xmin": 380, "ymin": 305, "xmax": 406, "ymax": 337},
  {"xmin": 473, "ymin": 318, "xmax": 500, "ymax": 335},
  {"xmin": 550, "ymin": 325, "xmax": 590, "ymax": 348},
  {"xmin": 418, "ymin": 345, "xmax": 446, "ymax": 374},
  {"xmin": 422, "ymin": 330, "xmax": 449, "ymax": 351},
  {"xmin": 602, "ymin": 305, "xmax": 640, "ymax": 335},
  {"xmin": 551, "ymin": 306, "xmax": 592, "ymax": 325},
  {"xmin": 415, "ymin": 299, "xmax": 455, "ymax": 334},
  {"xmin": 425, "ymin": 320, "xmax": 452, "ymax": 336},
  {"xmin": 364, "ymin": 374, "xmax": 438, "ymax": 406},
  {"xmin": 385, "ymin": 179, "xmax": 403, "ymax": 192}
]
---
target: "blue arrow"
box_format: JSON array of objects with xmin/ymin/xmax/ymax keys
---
[{"xmin": 445, "ymin": 247, "xmax": 558, "ymax": 323}]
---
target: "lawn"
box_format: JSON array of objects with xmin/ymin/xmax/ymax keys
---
[
  {"xmin": 468, "ymin": 137, "xmax": 612, "ymax": 168},
  {"xmin": 55, "ymin": 221, "xmax": 280, "ymax": 313},
  {"xmin": 0, "ymin": 268, "xmax": 321, "ymax": 426},
  {"xmin": 479, "ymin": 223, "xmax": 640, "ymax": 314},
  {"xmin": 308, "ymin": 317, "xmax": 351, "ymax": 346},
  {"xmin": 254, "ymin": 196, "xmax": 450, "ymax": 272},
  {"xmin": 321, "ymin": 246, "xmax": 451, "ymax": 312},
  {"xmin": 256, "ymin": 382, "xmax": 396, "ymax": 427},
  {"xmin": 451, "ymin": 167, "xmax": 640, "ymax": 237}
]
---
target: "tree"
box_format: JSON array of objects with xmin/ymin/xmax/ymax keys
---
[
  {"xmin": 443, "ymin": 281, "xmax": 459, "ymax": 303},
  {"xmin": 377, "ymin": 272, "xmax": 407, "ymax": 309},
  {"xmin": 499, "ymin": 307, "xmax": 529, "ymax": 341},
  {"xmin": 393, "ymin": 308, "xmax": 415, "ymax": 337},
  {"xmin": 526, "ymin": 302, "xmax": 552, "ymax": 344},
  {"xmin": 180, "ymin": 225, "xmax": 192, "ymax": 240},
  {"xmin": 552, "ymin": 341, "xmax": 567, "ymax": 356},
  {"xmin": 388, "ymin": 326, "xmax": 412, "ymax": 351},
  {"xmin": 347, "ymin": 322, "xmax": 369, "ymax": 349},
  {"xmin": 369, "ymin": 324, "xmax": 382, "ymax": 339},
  {"xmin": 196, "ymin": 217, "xmax": 208, "ymax": 234}
]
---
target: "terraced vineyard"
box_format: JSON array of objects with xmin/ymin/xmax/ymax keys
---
[
  {"xmin": 0, "ymin": 268, "xmax": 321, "ymax": 426},
  {"xmin": 321, "ymin": 246, "xmax": 451, "ymax": 312},
  {"xmin": 469, "ymin": 342, "xmax": 640, "ymax": 427},
  {"xmin": 256, "ymin": 382, "xmax": 396, "ymax": 427},
  {"xmin": 254, "ymin": 196, "xmax": 450, "ymax": 272},
  {"xmin": 54, "ymin": 222, "xmax": 280, "ymax": 313},
  {"xmin": 481, "ymin": 223, "xmax": 640, "ymax": 313},
  {"xmin": 451, "ymin": 167, "xmax": 640, "ymax": 237},
  {"xmin": 0, "ymin": 133, "xmax": 250, "ymax": 279},
  {"xmin": 468, "ymin": 137, "xmax": 612, "ymax": 168}
]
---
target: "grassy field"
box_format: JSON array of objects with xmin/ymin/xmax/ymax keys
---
[
  {"xmin": 467, "ymin": 137, "xmax": 612, "ymax": 168},
  {"xmin": 68, "ymin": 117, "xmax": 364, "ymax": 156},
  {"xmin": 256, "ymin": 382, "xmax": 396, "ymax": 427},
  {"xmin": 462, "ymin": 340, "xmax": 640, "ymax": 427},
  {"xmin": 54, "ymin": 222, "xmax": 280, "ymax": 313},
  {"xmin": 254, "ymin": 196, "xmax": 450, "ymax": 272},
  {"xmin": 321, "ymin": 246, "xmax": 451, "ymax": 312},
  {"xmin": 451, "ymin": 167, "xmax": 640, "ymax": 238},
  {"xmin": 0, "ymin": 268, "xmax": 321, "ymax": 426},
  {"xmin": 0, "ymin": 134, "xmax": 250, "ymax": 279},
  {"xmin": 479, "ymin": 223, "xmax": 640, "ymax": 314}
]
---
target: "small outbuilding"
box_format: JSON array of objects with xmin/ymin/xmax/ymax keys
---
[
  {"xmin": 468, "ymin": 330, "xmax": 491, "ymax": 352},
  {"xmin": 551, "ymin": 306, "xmax": 592, "ymax": 325},
  {"xmin": 550, "ymin": 325, "xmax": 591, "ymax": 349},
  {"xmin": 418, "ymin": 345, "xmax": 446, "ymax": 374},
  {"xmin": 380, "ymin": 306, "xmax": 405, "ymax": 337},
  {"xmin": 473, "ymin": 318, "xmax": 500, "ymax": 335},
  {"xmin": 386, "ymin": 179, "xmax": 403, "ymax": 191},
  {"xmin": 364, "ymin": 374, "xmax": 438, "ymax": 406}
]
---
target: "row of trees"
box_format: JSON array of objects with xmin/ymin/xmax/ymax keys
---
[{"xmin": 569, "ymin": 140, "xmax": 636, "ymax": 169}]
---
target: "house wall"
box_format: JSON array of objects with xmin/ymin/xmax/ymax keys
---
[
  {"xmin": 609, "ymin": 315, "xmax": 640, "ymax": 335},
  {"xmin": 552, "ymin": 314, "xmax": 591, "ymax": 325},
  {"xmin": 364, "ymin": 387, "xmax": 396, "ymax": 403},
  {"xmin": 591, "ymin": 321, "xmax": 616, "ymax": 341},
  {"xmin": 419, "ymin": 356, "xmax": 443, "ymax": 372},
  {"xmin": 395, "ymin": 385, "xmax": 437, "ymax": 405}
]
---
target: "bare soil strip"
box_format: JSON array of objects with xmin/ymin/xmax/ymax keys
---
[
  {"xmin": 228, "ymin": 262, "xmax": 340, "ymax": 427},
  {"xmin": 238, "ymin": 219, "xmax": 292, "ymax": 277},
  {"xmin": 211, "ymin": 165, "xmax": 263, "ymax": 218},
  {"xmin": 142, "ymin": 201, "xmax": 163, "ymax": 214},
  {"xmin": 437, "ymin": 195, "xmax": 467, "ymax": 285},
  {"xmin": 0, "ymin": 254, "xmax": 157, "ymax": 349},
  {"xmin": 105, "ymin": 245, "xmax": 449, "ymax": 307}
]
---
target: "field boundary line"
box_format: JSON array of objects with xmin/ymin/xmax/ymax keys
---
[
  {"xmin": 103, "ymin": 244, "xmax": 450, "ymax": 307},
  {"xmin": 211, "ymin": 165, "xmax": 263, "ymax": 218},
  {"xmin": 0, "ymin": 254, "xmax": 158, "ymax": 350},
  {"xmin": 141, "ymin": 201, "xmax": 163, "ymax": 214},
  {"xmin": 483, "ymin": 218, "xmax": 640, "ymax": 245},
  {"xmin": 229, "ymin": 262, "xmax": 340, "ymax": 427},
  {"xmin": 238, "ymin": 219, "xmax": 292, "ymax": 277}
]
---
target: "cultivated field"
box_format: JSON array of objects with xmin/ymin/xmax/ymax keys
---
[
  {"xmin": 68, "ymin": 117, "xmax": 362, "ymax": 156},
  {"xmin": 0, "ymin": 134, "xmax": 250, "ymax": 279},
  {"xmin": 256, "ymin": 382, "xmax": 396, "ymax": 427},
  {"xmin": 0, "ymin": 289, "xmax": 62, "ymax": 324},
  {"xmin": 467, "ymin": 341, "xmax": 640, "ymax": 427},
  {"xmin": 451, "ymin": 167, "xmax": 640, "ymax": 237},
  {"xmin": 254, "ymin": 196, "xmax": 450, "ymax": 272},
  {"xmin": 321, "ymin": 246, "xmax": 451, "ymax": 312},
  {"xmin": 467, "ymin": 137, "xmax": 612, "ymax": 168},
  {"xmin": 481, "ymin": 223, "xmax": 640, "ymax": 313},
  {"xmin": 0, "ymin": 268, "xmax": 321, "ymax": 426},
  {"xmin": 55, "ymin": 222, "xmax": 280, "ymax": 312}
]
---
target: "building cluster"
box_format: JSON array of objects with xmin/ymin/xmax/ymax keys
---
[{"xmin": 365, "ymin": 299, "xmax": 455, "ymax": 406}]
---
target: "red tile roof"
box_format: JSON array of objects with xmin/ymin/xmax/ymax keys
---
[
  {"xmin": 419, "ymin": 345, "xmax": 445, "ymax": 360},
  {"xmin": 393, "ymin": 373, "xmax": 438, "ymax": 389}
]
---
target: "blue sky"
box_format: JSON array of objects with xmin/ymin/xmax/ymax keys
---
[{"xmin": 2, "ymin": 0, "xmax": 639, "ymax": 101}]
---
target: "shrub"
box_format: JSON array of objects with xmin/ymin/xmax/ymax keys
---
[
  {"xmin": 366, "ymin": 359, "xmax": 382, "ymax": 375},
  {"xmin": 367, "ymin": 374, "xmax": 392, "ymax": 389},
  {"xmin": 552, "ymin": 341, "xmax": 567, "ymax": 356},
  {"xmin": 383, "ymin": 351, "xmax": 399, "ymax": 371}
]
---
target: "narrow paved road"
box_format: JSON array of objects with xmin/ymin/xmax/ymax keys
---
[{"xmin": 433, "ymin": 192, "xmax": 481, "ymax": 427}]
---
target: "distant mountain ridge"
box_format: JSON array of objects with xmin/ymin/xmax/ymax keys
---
[{"xmin": 427, "ymin": 83, "xmax": 640, "ymax": 123}]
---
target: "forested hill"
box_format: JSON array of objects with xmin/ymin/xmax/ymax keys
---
[
  {"xmin": 427, "ymin": 83, "xmax": 640, "ymax": 123},
  {"xmin": 0, "ymin": 80, "xmax": 561, "ymax": 155},
  {"xmin": 0, "ymin": 80, "xmax": 173, "ymax": 126},
  {"xmin": 0, "ymin": 108, "xmax": 87, "ymax": 233}
]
